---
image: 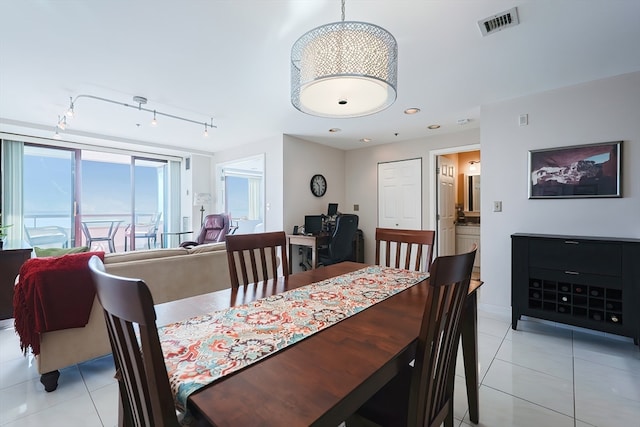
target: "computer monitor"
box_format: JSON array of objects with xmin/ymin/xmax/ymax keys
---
[
  {"xmin": 304, "ymin": 215, "xmax": 323, "ymax": 235},
  {"xmin": 327, "ymin": 203, "xmax": 338, "ymax": 217}
]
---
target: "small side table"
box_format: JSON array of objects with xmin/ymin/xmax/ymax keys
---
[
  {"xmin": 0, "ymin": 248, "xmax": 33, "ymax": 320},
  {"xmin": 161, "ymin": 231, "xmax": 193, "ymax": 248}
]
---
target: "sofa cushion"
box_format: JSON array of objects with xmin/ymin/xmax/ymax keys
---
[
  {"xmin": 104, "ymin": 248, "xmax": 188, "ymax": 264},
  {"xmin": 187, "ymin": 242, "xmax": 227, "ymax": 255},
  {"xmin": 34, "ymin": 246, "xmax": 89, "ymax": 257}
]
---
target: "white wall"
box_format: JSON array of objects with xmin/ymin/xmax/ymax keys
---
[
  {"xmin": 283, "ymin": 136, "xmax": 345, "ymax": 272},
  {"xmin": 212, "ymin": 135, "xmax": 284, "ymax": 231},
  {"xmin": 186, "ymin": 154, "xmax": 213, "ymax": 229},
  {"xmin": 344, "ymin": 129, "xmax": 480, "ymax": 264},
  {"xmin": 481, "ymin": 71, "xmax": 640, "ymax": 309}
]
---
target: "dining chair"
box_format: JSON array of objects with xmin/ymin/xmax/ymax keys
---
[
  {"xmin": 375, "ymin": 227, "xmax": 435, "ymax": 272},
  {"xmin": 349, "ymin": 245, "xmax": 477, "ymax": 427},
  {"xmin": 225, "ymin": 231, "xmax": 289, "ymax": 287},
  {"xmin": 87, "ymin": 255, "xmax": 181, "ymax": 427}
]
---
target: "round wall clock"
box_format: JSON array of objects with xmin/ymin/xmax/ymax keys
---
[{"xmin": 310, "ymin": 174, "xmax": 327, "ymax": 197}]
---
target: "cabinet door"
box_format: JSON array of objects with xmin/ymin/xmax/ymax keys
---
[{"xmin": 456, "ymin": 234, "xmax": 480, "ymax": 267}]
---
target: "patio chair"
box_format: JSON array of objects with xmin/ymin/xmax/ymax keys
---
[
  {"xmin": 24, "ymin": 225, "xmax": 69, "ymax": 248},
  {"xmin": 124, "ymin": 213, "xmax": 162, "ymax": 251}
]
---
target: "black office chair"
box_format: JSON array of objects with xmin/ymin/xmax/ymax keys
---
[{"xmin": 318, "ymin": 214, "xmax": 359, "ymax": 266}]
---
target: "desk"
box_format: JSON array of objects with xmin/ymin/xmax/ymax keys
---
[
  {"xmin": 80, "ymin": 220, "xmax": 123, "ymax": 253},
  {"xmin": 161, "ymin": 230, "xmax": 193, "ymax": 248},
  {"xmin": 287, "ymin": 233, "xmax": 330, "ymax": 273},
  {"xmin": 155, "ymin": 262, "xmax": 482, "ymax": 426}
]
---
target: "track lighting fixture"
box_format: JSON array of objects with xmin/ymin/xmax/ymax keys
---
[
  {"xmin": 65, "ymin": 97, "xmax": 75, "ymax": 117},
  {"xmin": 53, "ymin": 94, "xmax": 216, "ymax": 139},
  {"xmin": 57, "ymin": 115, "xmax": 67, "ymax": 130}
]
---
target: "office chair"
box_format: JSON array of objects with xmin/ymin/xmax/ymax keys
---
[{"xmin": 318, "ymin": 214, "xmax": 359, "ymax": 266}]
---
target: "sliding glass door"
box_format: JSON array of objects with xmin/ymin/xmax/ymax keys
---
[
  {"xmin": 23, "ymin": 145, "xmax": 77, "ymax": 248},
  {"xmin": 21, "ymin": 144, "xmax": 168, "ymax": 252}
]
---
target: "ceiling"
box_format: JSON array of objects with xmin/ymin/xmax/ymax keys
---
[{"xmin": 1, "ymin": 1, "xmax": 640, "ymax": 154}]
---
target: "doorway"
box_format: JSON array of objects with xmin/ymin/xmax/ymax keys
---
[
  {"xmin": 430, "ymin": 145, "xmax": 481, "ymax": 275},
  {"xmin": 216, "ymin": 154, "xmax": 265, "ymax": 234}
]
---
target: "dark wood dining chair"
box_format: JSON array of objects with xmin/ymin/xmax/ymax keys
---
[
  {"xmin": 375, "ymin": 227, "xmax": 436, "ymax": 272},
  {"xmin": 87, "ymin": 255, "xmax": 181, "ymax": 427},
  {"xmin": 225, "ymin": 231, "xmax": 289, "ymax": 288},
  {"xmin": 349, "ymin": 246, "xmax": 477, "ymax": 427}
]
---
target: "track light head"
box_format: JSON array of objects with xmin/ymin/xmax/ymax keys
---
[{"xmin": 65, "ymin": 97, "xmax": 75, "ymax": 117}]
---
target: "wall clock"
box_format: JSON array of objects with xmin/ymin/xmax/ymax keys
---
[{"xmin": 310, "ymin": 174, "xmax": 327, "ymax": 197}]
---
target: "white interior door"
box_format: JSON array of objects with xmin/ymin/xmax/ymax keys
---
[
  {"xmin": 437, "ymin": 156, "xmax": 456, "ymax": 256},
  {"xmin": 378, "ymin": 158, "xmax": 422, "ymax": 230}
]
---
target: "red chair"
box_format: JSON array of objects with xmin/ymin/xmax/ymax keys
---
[{"xmin": 179, "ymin": 213, "xmax": 230, "ymax": 248}]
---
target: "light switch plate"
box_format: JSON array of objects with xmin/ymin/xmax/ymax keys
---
[{"xmin": 493, "ymin": 201, "xmax": 502, "ymax": 212}]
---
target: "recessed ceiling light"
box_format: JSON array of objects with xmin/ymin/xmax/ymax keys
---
[
  {"xmin": 329, "ymin": 128, "xmax": 341, "ymax": 133},
  {"xmin": 427, "ymin": 124, "xmax": 441, "ymax": 130},
  {"xmin": 404, "ymin": 108, "xmax": 421, "ymax": 115},
  {"xmin": 360, "ymin": 138, "xmax": 372, "ymax": 143}
]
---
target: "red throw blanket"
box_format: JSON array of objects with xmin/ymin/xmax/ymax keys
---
[{"xmin": 13, "ymin": 251, "xmax": 105, "ymax": 356}]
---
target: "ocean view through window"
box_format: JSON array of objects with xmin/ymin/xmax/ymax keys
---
[{"xmin": 23, "ymin": 145, "xmax": 168, "ymax": 251}]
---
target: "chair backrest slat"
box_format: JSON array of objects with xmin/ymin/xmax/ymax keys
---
[
  {"xmin": 375, "ymin": 228, "xmax": 435, "ymax": 272},
  {"xmin": 225, "ymin": 231, "xmax": 289, "ymax": 288},
  {"xmin": 408, "ymin": 245, "xmax": 476, "ymax": 427},
  {"xmin": 88, "ymin": 256, "xmax": 180, "ymax": 427}
]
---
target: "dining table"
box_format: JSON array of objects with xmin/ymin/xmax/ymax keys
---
[{"xmin": 154, "ymin": 261, "xmax": 482, "ymax": 426}]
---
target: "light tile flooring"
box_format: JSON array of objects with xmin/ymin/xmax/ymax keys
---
[{"xmin": 1, "ymin": 308, "xmax": 639, "ymax": 427}]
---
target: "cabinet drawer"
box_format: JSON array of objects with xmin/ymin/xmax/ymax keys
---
[
  {"xmin": 529, "ymin": 239, "xmax": 621, "ymax": 276},
  {"xmin": 529, "ymin": 268, "xmax": 622, "ymax": 289}
]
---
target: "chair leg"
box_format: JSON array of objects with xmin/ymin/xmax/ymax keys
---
[{"xmin": 124, "ymin": 236, "xmax": 128, "ymax": 252}]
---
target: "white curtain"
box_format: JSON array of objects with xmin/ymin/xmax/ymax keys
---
[
  {"xmin": 248, "ymin": 176, "xmax": 261, "ymax": 220},
  {"xmin": 1, "ymin": 139, "xmax": 24, "ymax": 247}
]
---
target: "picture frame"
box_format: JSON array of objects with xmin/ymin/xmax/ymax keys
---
[{"xmin": 528, "ymin": 141, "xmax": 621, "ymax": 199}]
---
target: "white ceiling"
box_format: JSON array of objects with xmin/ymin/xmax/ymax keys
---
[{"xmin": 1, "ymin": 0, "xmax": 640, "ymax": 154}]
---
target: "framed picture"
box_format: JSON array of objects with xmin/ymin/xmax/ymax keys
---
[
  {"xmin": 529, "ymin": 141, "xmax": 621, "ymax": 199},
  {"xmin": 448, "ymin": 166, "xmax": 454, "ymax": 177}
]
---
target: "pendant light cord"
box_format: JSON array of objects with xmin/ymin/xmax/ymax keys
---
[{"xmin": 341, "ymin": 0, "xmax": 345, "ymax": 22}]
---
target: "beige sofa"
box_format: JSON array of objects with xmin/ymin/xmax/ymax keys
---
[{"xmin": 32, "ymin": 243, "xmax": 231, "ymax": 391}]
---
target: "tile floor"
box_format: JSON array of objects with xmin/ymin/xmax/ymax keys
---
[{"xmin": 1, "ymin": 308, "xmax": 639, "ymax": 427}]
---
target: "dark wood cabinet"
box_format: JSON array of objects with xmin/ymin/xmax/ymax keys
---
[
  {"xmin": 0, "ymin": 248, "xmax": 32, "ymax": 320},
  {"xmin": 512, "ymin": 233, "xmax": 640, "ymax": 345}
]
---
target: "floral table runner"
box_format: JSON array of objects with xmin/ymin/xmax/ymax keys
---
[{"xmin": 158, "ymin": 265, "xmax": 429, "ymax": 411}]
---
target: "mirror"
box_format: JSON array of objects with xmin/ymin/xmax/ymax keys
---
[{"xmin": 464, "ymin": 174, "xmax": 481, "ymax": 212}]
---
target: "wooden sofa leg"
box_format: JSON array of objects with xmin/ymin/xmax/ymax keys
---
[{"xmin": 40, "ymin": 370, "xmax": 60, "ymax": 392}]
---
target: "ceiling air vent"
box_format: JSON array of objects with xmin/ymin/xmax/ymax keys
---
[{"xmin": 478, "ymin": 7, "xmax": 519, "ymax": 36}]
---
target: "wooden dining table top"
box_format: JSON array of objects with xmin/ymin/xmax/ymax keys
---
[{"xmin": 154, "ymin": 261, "xmax": 481, "ymax": 427}]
